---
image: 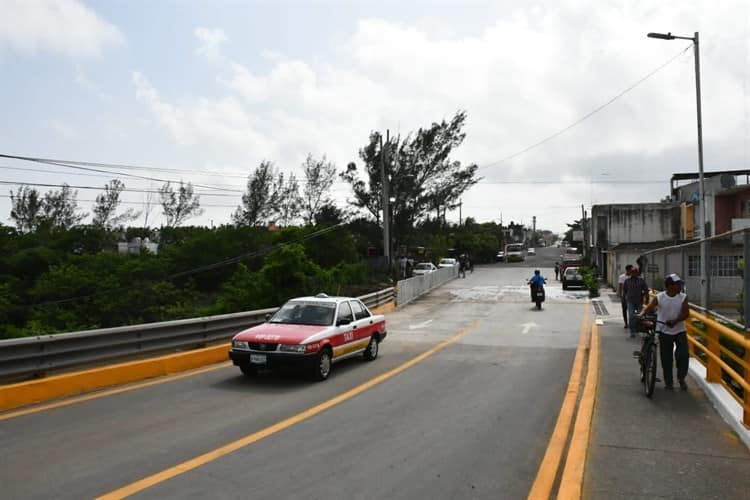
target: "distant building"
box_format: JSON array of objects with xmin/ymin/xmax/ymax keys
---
[
  {"xmin": 591, "ymin": 202, "xmax": 680, "ymax": 289},
  {"xmin": 117, "ymin": 236, "xmax": 159, "ymax": 255}
]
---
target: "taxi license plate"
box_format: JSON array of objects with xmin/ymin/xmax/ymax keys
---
[{"xmin": 250, "ymin": 354, "xmax": 267, "ymax": 364}]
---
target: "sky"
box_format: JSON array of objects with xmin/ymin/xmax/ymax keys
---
[{"xmin": 0, "ymin": 0, "xmax": 748, "ymax": 235}]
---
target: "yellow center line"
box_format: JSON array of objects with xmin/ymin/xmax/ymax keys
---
[
  {"xmin": 97, "ymin": 319, "xmax": 481, "ymax": 500},
  {"xmin": 527, "ymin": 302, "xmax": 591, "ymax": 500},
  {"xmin": 0, "ymin": 362, "xmax": 232, "ymax": 421}
]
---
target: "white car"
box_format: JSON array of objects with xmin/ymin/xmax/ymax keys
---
[
  {"xmin": 527, "ymin": 248, "xmax": 536, "ymax": 256},
  {"xmin": 413, "ymin": 262, "xmax": 438, "ymax": 275},
  {"xmin": 438, "ymin": 258, "xmax": 457, "ymax": 268}
]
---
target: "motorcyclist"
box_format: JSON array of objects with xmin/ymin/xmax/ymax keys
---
[{"xmin": 528, "ymin": 269, "xmax": 547, "ymax": 301}]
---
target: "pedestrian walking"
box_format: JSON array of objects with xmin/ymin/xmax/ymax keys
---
[
  {"xmin": 554, "ymin": 262, "xmax": 560, "ymax": 280},
  {"xmin": 617, "ymin": 264, "xmax": 633, "ymax": 329},
  {"xmin": 623, "ymin": 267, "xmax": 649, "ymax": 338},
  {"xmin": 638, "ymin": 274, "xmax": 690, "ymax": 390}
]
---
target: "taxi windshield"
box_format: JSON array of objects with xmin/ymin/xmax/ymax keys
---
[{"xmin": 269, "ymin": 301, "xmax": 335, "ymax": 326}]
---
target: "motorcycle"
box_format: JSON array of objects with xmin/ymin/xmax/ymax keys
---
[{"xmin": 528, "ymin": 280, "xmax": 546, "ymax": 310}]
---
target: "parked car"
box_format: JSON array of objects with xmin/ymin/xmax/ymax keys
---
[
  {"xmin": 229, "ymin": 294, "xmax": 387, "ymax": 381},
  {"xmin": 413, "ymin": 262, "xmax": 438, "ymax": 275},
  {"xmin": 527, "ymin": 248, "xmax": 536, "ymax": 256},
  {"xmin": 495, "ymin": 251, "xmax": 505, "ymax": 262},
  {"xmin": 438, "ymin": 257, "xmax": 457, "ymax": 268},
  {"xmin": 562, "ymin": 266, "xmax": 585, "ymax": 290},
  {"xmin": 505, "ymin": 243, "xmax": 525, "ymax": 262}
]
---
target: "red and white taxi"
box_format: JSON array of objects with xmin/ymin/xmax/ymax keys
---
[{"xmin": 229, "ymin": 294, "xmax": 387, "ymax": 380}]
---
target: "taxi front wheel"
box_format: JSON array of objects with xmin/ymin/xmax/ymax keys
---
[{"xmin": 312, "ymin": 348, "xmax": 332, "ymax": 381}]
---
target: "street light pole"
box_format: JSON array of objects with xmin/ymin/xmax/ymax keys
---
[
  {"xmin": 380, "ymin": 132, "xmax": 391, "ymax": 266},
  {"xmin": 648, "ymin": 31, "xmax": 709, "ymax": 307}
]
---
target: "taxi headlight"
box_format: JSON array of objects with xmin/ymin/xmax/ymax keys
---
[
  {"xmin": 279, "ymin": 344, "xmax": 306, "ymax": 354},
  {"xmin": 233, "ymin": 340, "xmax": 249, "ymax": 350}
]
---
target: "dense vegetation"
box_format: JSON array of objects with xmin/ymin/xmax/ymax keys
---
[{"xmin": 0, "ymin": 217, "xmax": 507, "ymax": 339}]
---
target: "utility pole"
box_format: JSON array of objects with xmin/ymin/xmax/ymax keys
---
[
  {"xmin": 459, "ymin": 199, "xmax": 462, "ymax": 225},
  {"xmin": 532, "ymin": 215, "xmax": 536, "ymax": 245},
  {"xmin": 581, "ymin": 204, "xmax": 589, "ymax": 265},
  {"xmin": 380, "ymin": 131, "xmax": 391, "ymax": 265}
]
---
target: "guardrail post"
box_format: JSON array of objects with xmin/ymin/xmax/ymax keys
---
[
  {"xmin": 705, "ymin": 320, "xmax": 721, "ymax": 383},
  {"xmin": 686, "ymin": 320, "xmax": 696, "ymax": 358}
]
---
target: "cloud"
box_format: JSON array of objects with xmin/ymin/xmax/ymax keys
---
[
  {"xmin": 194, "ymin": 27, "xmax": 227, "ymax": 62},
  {"xmin": 132, "ymin": 71, "xmax": 274, "ymax": 158},
  {"xmin": 0, "ymin": 0, "xmax": 123, "ymax": 57},
  {"xmin": 130, "ymin": 2, "xmax": 749, "ymax": 231}
]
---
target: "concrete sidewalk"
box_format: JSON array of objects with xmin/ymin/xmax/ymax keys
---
[{"xmin": 584, "ymin": 308, "xmax": 750, "ymax": 499}]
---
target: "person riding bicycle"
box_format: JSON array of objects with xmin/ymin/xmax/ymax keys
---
[
  {"xmin": 638, "ymin": 273, "xmax": 690, "ymax": 390},
  {"xmin": 528, "ymin": 269, "xmax": 546, "ymax": 301}
]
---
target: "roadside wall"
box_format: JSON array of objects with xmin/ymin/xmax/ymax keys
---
[{"xmin": 396, "ymin": 266, "xmax": 457, "ymax": 306}]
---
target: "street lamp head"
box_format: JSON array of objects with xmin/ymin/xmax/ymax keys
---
[{"xmin": 647, "ymin": 32, "xmax": 675, "ymax": 40}]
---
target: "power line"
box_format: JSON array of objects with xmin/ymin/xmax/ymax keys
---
[
  {"xmin": 0, "ymin": 179, "xmax": 241, "ymax": 197},
  {"xmin": 0, "ymin": 154, "xmax": 244, "ymax": 193},
  {"xmin": 0, "ymin": 154, "xmax": 354, "ymax": 188},
  {"xmin": 477, "ymin": 44, "xmax": 692, "ymax": 171},
  {"xmin": 0, "ymin": 194, "xmax": 238, "ymax": 208}
]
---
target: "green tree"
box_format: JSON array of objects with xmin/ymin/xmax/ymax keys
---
[
  {"xmin": 276, "ymin": 172, "xmax": 302, "ymax": 226},
  {"xmin": 301, "ymin": 154, "xmax": 337, "ymax": 226},
  {"xmin": 92, "ymin": 179, "xmax": 141, "ymax": 229},
  {"xmin": 9, "ymin": 186, "xmax": 44, "ymax": 232},
  {"xmin": 41, "ymin": 184, "xmax": 88, "ymax": 230},
  {"xmin": 215, "ymin": 263, "xmax": 256, "ymax": 313},
  {"xmin": 159, "ymin": 181, "xmax": 203, "ymax": 227},
  {"xmin": 341, "ymin": 111, "xmax": 480, "ymax": 245},
  {"xmin": 233, "ymin": 161, "xmax": 282, "ymax": 226}
]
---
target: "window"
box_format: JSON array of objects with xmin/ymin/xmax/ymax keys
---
[
  {"xmin": 688, "ymin": 256, "xmax": 700, "ymax": 277},
  {"xmin": 687, "ymin": 255, "xmax": 741, "ymax": 277},
  {"xmin": 711, "ymin": 255, "xmax": 741, "ymax": 277},
  {"xmin": 350, "ymin": 300, "xmax": 371, "ymax": 320},
  {"xmin": 337, "ymin": 302, "xmax": 354, "ymax": 324}
]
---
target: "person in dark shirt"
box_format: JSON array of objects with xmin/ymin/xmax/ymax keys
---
[{"xmin": 623, "ymin": 267, "xmax": 649, "ymax": 338}]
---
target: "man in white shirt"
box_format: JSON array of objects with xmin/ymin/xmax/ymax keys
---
[
  {"xmin": 617, "ymin": 264, "xmax": 633, "ymax": 329},
  {"xmin": 639, "ymin": 273, "xmax": 690, "ymax": 390}
]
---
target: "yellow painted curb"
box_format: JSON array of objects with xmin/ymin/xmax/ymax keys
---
[
  {"xmin": 0, "ymin": 343, "xmax": 230, "ymax": 412},
  {"xmin": 557, "ymin": 321, "xmax": 600, "ymax": 499}
]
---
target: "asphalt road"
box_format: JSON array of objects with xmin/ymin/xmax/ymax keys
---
[{"xmin": 1, "ymin": 253, "xmax": 589, "ymax": 499}]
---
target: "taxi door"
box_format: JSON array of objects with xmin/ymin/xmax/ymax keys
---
[{"xmin": 334, "ymin": 301, "xmax": 357, "ymax": 358}]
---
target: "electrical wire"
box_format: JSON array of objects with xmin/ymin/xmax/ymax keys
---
[
  {"xmin": 0, "ymin": 154, "xmax": 354, "ymax": 188},
  {"xmin": 0, "ymin": 194, "xmax": 238, "ymax": 208},
  {"xmin": 477, "ymin": 44, "xmax": 692, "ymax": 172}
]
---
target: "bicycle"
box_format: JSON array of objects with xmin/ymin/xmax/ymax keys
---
[{"xmin": 633, "ymin": 315, "xmax": 665, "ymax": 398}]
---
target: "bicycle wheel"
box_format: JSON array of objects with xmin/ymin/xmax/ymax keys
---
[{"xmin": 643, "ymin": 341, "xmax": 657, "ymax": 398}]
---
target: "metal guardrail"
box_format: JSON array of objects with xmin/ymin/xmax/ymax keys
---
[
  {"xmin": 686, "ymin": 304, "xmax": 750, "ymax": 427},
  {"xmin": 0, "ymin": 287, "xmax": 395, "ymax": 382}
]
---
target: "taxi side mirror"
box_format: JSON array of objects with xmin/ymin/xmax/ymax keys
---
[{"xmin": 337, "ymin": 318, "xmax": 351, "ymax": 326}]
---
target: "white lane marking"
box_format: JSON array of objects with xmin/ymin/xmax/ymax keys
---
[
  {"xmin": 521, "ymin": 322, "xmax": 539, "ymax": 334},
  {"xmin": 408, "ymin": 319, "xmax": 434, "ymax": 330}
]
